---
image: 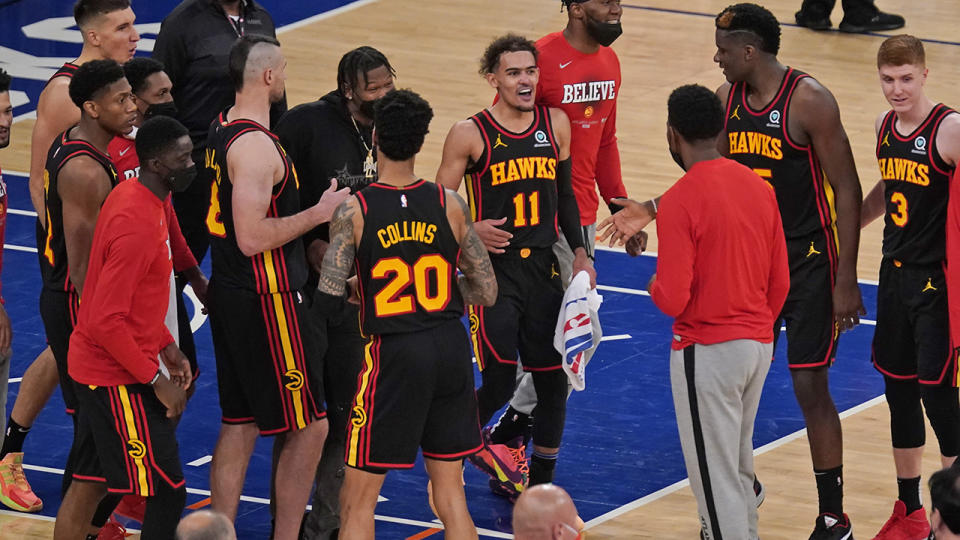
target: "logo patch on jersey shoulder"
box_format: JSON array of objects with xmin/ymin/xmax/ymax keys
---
[
  {"xmin": 400, "ymin": 194, "xmax": 408, "ymax": 208},
  {"xmin": 493, "ymin": 134, "xmax": 508, "ymax": 149},
  {"xmin": 534, "ymin": 130, "xmax": 552, "ymax": 148},
  {"xmin": 730, "ymin": 105, "xmax": 741, "ymax": 121},
  {"xmin": 767, "ymin": 110, "xmax": 781, "ymax": 128},
  {"xmin": 913, "ymin": 136, "xmax": 927, "ymax": 155}
]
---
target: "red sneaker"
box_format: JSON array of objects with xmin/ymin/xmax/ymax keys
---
[
  {"xmin": 872, "ymin": 500, "xmax": 930, "ymax": 540},
  {"xmin": 97, "ymin": 517, "xmax": 129, "ymax": 539},
  {"xmin": 112, "ymin": 494, "xmax": 146, "ymax": 524}
]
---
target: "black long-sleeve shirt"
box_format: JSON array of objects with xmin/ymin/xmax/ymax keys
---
[
  {"xmin": 274, "ymin": 90, "xmax": 376, "ymax": 290},
  {"xmin": 152, "ymin": 0, "xmax": 287, "ymax": 150}
]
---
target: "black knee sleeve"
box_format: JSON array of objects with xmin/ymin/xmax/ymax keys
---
[
  {"xmin": 91, "ymin": 493, "xmax": 123, "ymax": 528},
  {"xmin": 530, "ymin": 370, "xmax": 567, "ymax": 449},
  {"xmin": 141, "ymin": 482, "xmax": 186, "ymax": 540},
  {"xmin": 477, "ymin": 363, "xmax": 518, "ymax": 426},
  {"xmin": 920, "ymin": 385, "xmax": 960, "ymax": 457},
  {"xmin": 885, "ymin": 377, "xmax": 925, "ymax": 449}
]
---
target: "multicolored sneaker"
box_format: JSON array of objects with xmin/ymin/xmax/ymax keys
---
[
  {"xmin": 809, "ymin": 512, "xmax": 853, "ymax": 540},
  {"xmin": 0, "ymin": 452, "xmax": 42, "ymax": 512},
  {"xmin": 97, "ymin": 517, "xmax": 129, "ymax": 539},
  {"xmin": 872, "ymin": 500, "xmax": 929, "ymax": 540},
  {"xmin": 466, "ymin": 430, "xmax": 528, "ymax": 498}
]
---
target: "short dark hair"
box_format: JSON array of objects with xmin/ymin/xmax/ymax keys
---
[
  {"xmin": 0, "ymin": 68, "xmax": 10, "ymax": 94},
  {"xmin": 931, "ymin": 468, "xmax": 960, "ymax": 535},
  {"xmin": 480, "ymin": 34, "xmax": 538, "ymax": 75},
  {"xmin": 123, "ymin": 57, "xmax": 165, "ymax": 95},
  {"xmin": 374, "ymin": 89, "xmax": 433, "ymax": 161},
  {"xmin": 667, "ymin": 84, "xmax": 724, "ymax": 142},
  {"xmin": 228, "ymin": 34, "xmax": 281, "ymax": 92},
  {"xmin": 337, "ymin": 46, "xmax": 396, "ymax": 95},
  {"xmin": 69, "ymin": 59, "xmax": 126, "ymax": 108},
  {"xmin": 73, "ymin": 0, "xmax": 130, "ymax": 29},
  {"xmin": 715, "ymin": 3, "xmax": 781, "ymax": 55},
  {"xmin": 135, "ymin": 116, "xmax": 189, "ymax": 164}
]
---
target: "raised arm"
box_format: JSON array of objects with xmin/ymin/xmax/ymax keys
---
[
  {"xmin": 229, "ymin": 131, "xmax": 349, "ymax": 257},
  {"xmin": 794, "ymin": 79, "xmax": 865, "ymax": 330},
  {"xmin": 30, "ymin": 79, "xmax": 80, "ymax": 216},
  {"xmin": 445, "ymin": 189, "xmax": 497, "ymax": 306},
  {"xmin": 59, "ymin": 156, "xmax": 113, "ymax": 294}
]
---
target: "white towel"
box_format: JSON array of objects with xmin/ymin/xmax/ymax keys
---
[{"xmin": 553, "ymin": 270, "xmax": 603, "ymax": 391}]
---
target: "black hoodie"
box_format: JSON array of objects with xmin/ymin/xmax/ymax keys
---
[{"xmin": 275, "ymin": 90, "xmax": 376, "ymax": 287}]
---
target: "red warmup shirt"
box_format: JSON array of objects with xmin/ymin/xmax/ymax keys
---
[
  {"xmin": 109, "ymin": 133, "xmax": 197, "ymax": 272},
  {"xmin": 650, "ymin": 158, "xmax": 790, "ymax": 350},
  {"xmin": 536, "ymin": 31, "xmax": 627, "ymax": 225},
  {"xmin": 68, "ymin": 180, "xmax": 175, "ymax": 386}
]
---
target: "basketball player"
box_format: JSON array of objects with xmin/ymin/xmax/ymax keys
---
[
  {"xmin": 55, "ymin": 116, "xmax": 194, "ymax": 540},
  {"xmin": 41, "ymin": 59, "xmax": 137, "ymax": 539},
  {"xmin": 204, "ymin": 35, "xmax": 348, "ymax": 540},
  {"xmin": 272, "ymin": 45, "xmax": 395, "ymax": 537},
  {"xmin": 713, "ymin": 5, "xmax": 864, "ymax": 538},
  {"xmin": 436, "ymin": 35, "xmax": 595, "ymax": 495},
  {"xmin": 0, "ymin": 0, "xmax": 139, "ymax": 512},
  {"xmin": 483, "ymin": 0, "xmax": 631, "ymax": 467},
  {"xmin": 321, "ymin": 88, "xmax": 496, "ymax": 540},
  {"xmin": 859, "ymin": 35, "xmax": 960, "ymax": 539}
]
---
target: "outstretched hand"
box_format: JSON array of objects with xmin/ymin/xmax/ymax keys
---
[{"xmin": 597, "ymin": 199, "xmax": 656, "ymax": 248}]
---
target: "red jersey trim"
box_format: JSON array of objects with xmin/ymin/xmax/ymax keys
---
[
  {"xmin": 741, "ymin": 68, "xmax": 794, "ymax": 117},
  {"xmin": 478, "ymin": 107, "xmax": 541, "ymax": 139}
]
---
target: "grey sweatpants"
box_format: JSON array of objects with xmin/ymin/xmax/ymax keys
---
[
  {"xmin": 0, "ymin": 350, "xmax": 10, "ymax": 446},
  {"xmin": 670, "ymin": 339, "xmax": 771, "ymax": 540},
  {"xmin": 509, "ymin": 224, "xmax": 596, "ymax": 413}
]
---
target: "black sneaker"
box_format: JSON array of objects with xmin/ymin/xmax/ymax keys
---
[
  {"xmin": 838, "ymin": 10, "xmax": 905, "ymax": 33},
  {"xmin": 809, "ymin": 512, "xmax": 854, "ymax": 540},
  {"xmin": 795, "ymin": 9, "xmax": 832, "ymax": 30}
]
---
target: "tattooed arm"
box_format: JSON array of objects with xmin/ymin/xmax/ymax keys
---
[
  {"xmin": 445, "ymin": 188, "xmax": 498, "ymax": 306},
  {"xmin": 318, "ymin": 196, "xmax": 361, "ymax": 297}
]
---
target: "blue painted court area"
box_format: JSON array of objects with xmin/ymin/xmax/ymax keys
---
[
  {"xmin": 1, "ymin": 169, "xmax": 885, "ymax": 538},
  {"xmin": 0, "ymin": 0, "xmax": 890, "ymax": 536}
]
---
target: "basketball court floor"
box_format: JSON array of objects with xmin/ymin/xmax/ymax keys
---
[{"xmin": 1, "ymin": 0, "xmax": 959, "ymax": 537}]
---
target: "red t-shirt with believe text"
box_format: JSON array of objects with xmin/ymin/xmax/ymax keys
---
[{"xmin": 536, "ymin": 31, "xmax": 626, "ymax": 225}]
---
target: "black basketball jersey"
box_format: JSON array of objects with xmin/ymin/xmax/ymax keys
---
[
  {"xmin": 463, "ymin": 105, "xmax": 560, "ymax": 251},
  {"xmin": 45, "ymin": 63, "xmax": 78, "ymax": 89},
  {"xmin": 355, "ymin": 180, "xmax": 464, "ymax": 335},
  {"xmin": 876, "ymin": 104, "xmax": 956, "ymax": 264},
  {"xmin": 40, "ymin": 128, "xmax": 119, "ymax": 293},
  {"xmin": 725, "ymin": 68, "xmax": 836, "ymax": 242},
  {"xmin": 206, "ymin": 110, "xmax": 307, "ymax": 294}
]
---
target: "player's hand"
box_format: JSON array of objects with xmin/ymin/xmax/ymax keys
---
[
  {"xmin": 153, "ymin": 376, "xmax": 187, "ymax": 418},
  {"xmin": 833, "ymin": 276, "xmax": 865, "ymax": 333},
  {"xmin": 625, "ymin": 231, "xmax": 648, "ymax": 257},
  {"xmin": 160, "ymin": 342, "xmax": 192, "ymax": 390},
  {"xmin": 572, "ymin": 249, "xmax": 596, "ymax": 289},
  {"xmin": 0, "ymin": 304, "xmax": 11, "ymax": 357},
  {"xmin": 307, "ymin": 239, "xmax": 330, "ymax": 274},
  {"xmin": 314, "ymin": 179, "xmax": 352, "ymax": 224},
  {"xmin": 597, "ymin": 199, "xmax": 656, "ymax": 248},
  {"xmin": 186, "ymin": 267, "xmax": 209, "ymax": 315},
  {"xmin": 346, "ymin": 276, "xmax": 360, "ymax": 305},
  {"xmin": 474, "ymin": 217, "xmax": 512, "ymax": 254}
]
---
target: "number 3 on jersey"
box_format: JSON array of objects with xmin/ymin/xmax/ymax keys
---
[
  {"xmin": 205, "ymin": 148, "xmax": 226, "ymax": 237},
  {"xmin": 373, "ymin": 255, "xmax": 451, "ymax": 316},
  {"xmin": 890, "ymin": 191, "xmax": 908, "ymax": 227}
]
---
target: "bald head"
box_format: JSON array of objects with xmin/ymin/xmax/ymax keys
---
[
  {"xmin": 175, "ymin": 510, "xmax": 237, "ymax": 540},
  {"xmin": 228, "ymin": 33, "xmax": 283, "ymax": 92},
  {"xmin": 513, "ymin": 484, "xmax": 581, "ymax": 540}
]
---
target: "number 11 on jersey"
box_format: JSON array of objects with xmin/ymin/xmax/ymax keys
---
[{"xmin": 512, "ymin": 191, "xmax": 540, "ymax": 228}]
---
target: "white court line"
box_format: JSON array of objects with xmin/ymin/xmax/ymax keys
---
[
  {"xmin": 600, "ymin": 334, "xmax": 631, "ymax": 342},
  {"xmin": 276, "ymin": 0, "xmax": 380, "ymax": 34},
  {"xmin": 4, "ymin": 243, "xmax": 37, "ymax": 253},
  {"xmin": 187, "ymin": 455, "xmax": 212, "ymax": 467},
  {"xmin": 8, "ymin": 377, "xmax": 21, "ymax": 383},
  {"xmin": 7, "ymin": 208, "xmax": 37, "ymax": 217},
  {"xmin": 18, "ymin": 463, "xmax": 507, "ymax": 537},
  {"xmin": 584, "ymin": 395, "xmax": 887, "ymax": 530}
]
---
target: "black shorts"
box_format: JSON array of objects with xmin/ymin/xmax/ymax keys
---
[
  {"xmin": 71, "ymin": 383, "xmax": 184, "ymax": 496},
  {"xmin": 345, "ymin": 318, "xmax": 482, "ymax": 471},
  {"xmin": 208, "ymin": 282, "xmax": 325, "ymax": 435},
  {"xmin": 872, "ymin": 258, "xmax": 956, "ymax": 385},
  {"xmin": 774, "ymin": 230, "xmax": 839, "ymax": 369},
  {"xmin": 39, "ymin": 288, "xmax": 79, "ymax": 414},
  {"xmin": 468, "ymin": 248, "xmax": 563, "ymax": 372}
]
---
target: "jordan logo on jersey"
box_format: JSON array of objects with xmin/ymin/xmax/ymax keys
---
[
  {"xmin": 806, "ymin": 242, "xmax": 821, "ymax": 258},
  {"xmin": 493, "ymin": 134, "xmax": 508, "ymax": 149},
  {"xmin": 922, "ymin": 278, "xmax": 937, "ymax": 293},
  {"xmin": 730, "ymin": 105, "xmax": 741, "ymax": 120},
  {"xmin": 881, "ymin": 133, "xmax": 891, "ymax": 147}
]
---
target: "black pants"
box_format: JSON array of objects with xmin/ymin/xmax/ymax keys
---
[
  {"xmin": 800, "ymin": 0, "xmax": 878, "ymax": 17},
  {"xmin": 172, "ymin": 148, "xmax": 212, "ymax": 264}
]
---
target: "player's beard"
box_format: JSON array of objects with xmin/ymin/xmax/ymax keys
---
[{"xmin": 269, "ymin": 85, "xmax": 286, "ymax": 105}]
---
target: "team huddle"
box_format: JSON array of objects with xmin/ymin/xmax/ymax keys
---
[{"xmin": 0, "ymin": 0, "xmax": 958, "ymax": 538}]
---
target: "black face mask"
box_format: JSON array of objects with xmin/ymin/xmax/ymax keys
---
[
  {"xmin": 159, "ymin": 162, "xmax": 197, "ymax": 193},
  {"xmin": 585, "ymin": 15, "xmax": 622, "ymax": 47},
  {"xmin": 357, "ymin": 97, "xmax": 378, "ymax": 120},
  {"xmin": 670, "ymin": 148, "xmax": 686, "ymax": 171},
  {"xmin": 144, "ymin": 101, "xmax": 178, "ymax": 120}
]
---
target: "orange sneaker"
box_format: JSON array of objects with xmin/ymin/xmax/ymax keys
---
[{"xmin": 0, "ymin": 452, "xmax": 42, "ymax": 512}]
